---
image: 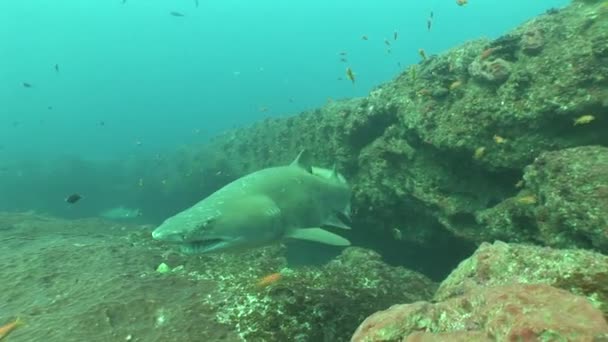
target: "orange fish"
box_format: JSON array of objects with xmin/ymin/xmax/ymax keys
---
[
  {"xmin": 0, "ymin": 318, "xmax": 23, "ymax": 340},
  {"xmin": 256, "ymin": 272, "xmax": 282, "ymax": 288}
]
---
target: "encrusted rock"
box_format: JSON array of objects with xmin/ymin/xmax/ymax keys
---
[
  {"xmin": 211, "ymin": 247, "xmax": 436, "ymax": 341},
  {"xmin": 526, "ymin": 145, "xmax": 608, "ymax": 251},
  {"xmin": 476, "ymin": 146, "xmax": 608, "ymax": 252},
  {"xmin": 521, "ymin": 27, "xmax": 545, "ymax": 54},
  {"xmin": 468, "ymin": 57, "xmax": 512, "ymax": 84},
  {"xmin": 434, "ymin": 241, "xmax": 608, "ymax": 315},
  {"xmin": 351, "ymin": 284, "xmax": 608, "ymax": 342}
]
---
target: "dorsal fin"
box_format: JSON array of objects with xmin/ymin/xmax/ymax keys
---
[{"xmin": 290, "ymin": 150, "xmax": 312, "ymax": 173}]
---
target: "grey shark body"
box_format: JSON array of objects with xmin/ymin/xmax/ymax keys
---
[{"xmin": 152, "ymin": 152, "xmax": 351, "ymax": 254}]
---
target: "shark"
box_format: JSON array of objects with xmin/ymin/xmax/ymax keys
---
[{"xmin": 151, "ymin": 151, "xmax": 352, "ymax": 254}]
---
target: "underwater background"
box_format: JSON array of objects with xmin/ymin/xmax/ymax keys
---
[
  {"xmin": 2, "ymin": 0, "xmax": 608, "ymax": 341},
  {"xmin": 2, "ymin": 0, "xmax": 568, "ymax": 160},
  {"xmin": 0, "ymin": 0, "xmax": 568, "ymax": 262}
]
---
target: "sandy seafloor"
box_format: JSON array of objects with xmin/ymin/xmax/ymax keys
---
[{"xmin": 0, "ymin": 212, "xmax": 242, "ymax": 342}]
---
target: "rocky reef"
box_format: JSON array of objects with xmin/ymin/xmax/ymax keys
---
[
  {"xmin": 3, "ymin": 1, "xmax": 607, "ymax": 341},
  {"xmin": 0, "ymin": 212, "xmax": 435, "ymax": 342},
  {"xmin": 351, "ymin": 241, "xmax": 608, "ymax": 341},
  {"xmin": 144, "ymin": 1, "xmax": 608, "ymax": 339},
  {"xmin": 352, "ymin": 283, "xmax": 608, "ymax": 341},
  {"xmin": 145, "ymin": 0, "xmax": 608, "ymax": 277}
]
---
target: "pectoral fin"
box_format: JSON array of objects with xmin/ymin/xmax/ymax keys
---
[
  {"xmin": 285, "ymin": 227, "xmax": 351, "ymax": 246},
  {"xmin": 323, "ymin": 214, "xmax": 351, "ymax": 230}
]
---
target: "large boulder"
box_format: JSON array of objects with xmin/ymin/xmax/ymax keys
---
[{"xmin": 351, "ymin": 284, "xmax": 608, "ymax": 342}]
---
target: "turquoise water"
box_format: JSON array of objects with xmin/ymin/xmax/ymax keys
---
[{"xmin": 1, "ymin": 0, "xmax": 568, "ymax": 160}]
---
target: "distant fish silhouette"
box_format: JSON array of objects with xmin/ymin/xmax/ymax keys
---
[
  {"xmin": 194, "ymin": 0, "xmax": 199, "ymax": 8},
  {"xmin": 170, "ymin": 11, "xmax": 185, "ymax": 17},
  {"xmin": 55, "ymin": 64, "xmax": 59, "ymax": 73},
  {"xmin": 22, "ymin": 82, "xmax": 32, "ymax": 88},
  {"xmin": 65, "ymin": 193, "xmax": 82, "ymax": 204}
]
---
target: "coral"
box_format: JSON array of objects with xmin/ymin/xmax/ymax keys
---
[{"xmin": 351, "ymin": 284, "xmax": 608, "ymax": 342}]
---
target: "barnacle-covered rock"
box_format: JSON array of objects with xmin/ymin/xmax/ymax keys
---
[
  {"xmin": 476, "ymin": 146, "xmax": 608, "ymax": 252},
  {"xmin": 352, "ymin": 283, "xmax": 608, "ymax": 342},
  {"xmin": 468, "ymin": 57, "xmax": 512, "ymax": 84},
  {"xmin": 525, "ymin": 145, "xmax": 608, "ymax": 251},
  {"xmin": 434, "ymin": 241, "xmax": 608, "ymax": 315},
  {"xmin": 521, "ymin": 27, "xmax": 545, "ymax": 54},
  {"xmin": 207, "ymin": 246, "xmax": 436, "ymax": 341}
]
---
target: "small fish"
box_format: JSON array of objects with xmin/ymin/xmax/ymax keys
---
[
  {"xmin": 65, "ymin": 193, "xmax": 82, "ymax": 204},
  {"xmin": 480, "ymin": 47, "xmax": 497, "ymax": 60},
  {"xmin": 22, "ymin": 82, "xmax": 32, "ymax": 88},
  {"xmin": 456, "ymin": 0, "xmax": 468, "ymax": 6},
  {"xmin": 392, "ymin": 228, "xmax": 403, "ymax": 240},
  {"xmin": 517, "ymin": 195, "xmax": 537, "ymax": 205},
  {"xmin": 449, "ymin": 80, "xmax": 462, "ymax": 90},
  {"xmin": 573, "ymin": 115, "xmax": 595, "ymax": 126},
  {"xmin": 47, "ymin": 106, "xmax": 53, "ymax": 110},
  {"xmin": 345, "ymin": 67, "xmax": 355, "ymax": 84},
  {"xmin": 418, "ymin": 48, "xmax": 427, "ymax": 61},
  {"xmin": 339, "ymin": 51, "xmax": 347, "ymax": 56},
  {"xmin": 194, "ymin": 0, "xmax": 199, "ymax": 8},
  {"xmin": 493, "ymin": 135, "xmax": 507, "ymax": 144},
  {"xmin": 427, "ymin": 18, "xmax": 432, "ymax": 31},
  {"xmin": 340, "ymin": 58, "xmax": 347, "ymax": 63},
  {"xmin": 361, "ymin": 35, "xmax": 368, "ymax": 40},
  {"xmin": 256, "ymin": 272, "xmax": 282, "ymax": 288},
  {"xmin": 384, "ymin": 39, "xmax": 391, "ymax": 46},
  {"xmin": 54, "ymin": 64, "xmax": 59, "ymax": 73},
  {"xmin": 473, "ymin": 146, "xmax": 485, "ymax": 160},
  {"xmin": 170, "ymin": 11, "xmax": 185, "ymax": 17},
  {"xmin": 430, "ymin": 11, "xmax": 434, "ymax": 19},
  {"xmin": 393, "ymin": 31, "xmax": 398, "ymax": 41},
  {"xmin": 0, "ymin": 318, "xmax": 23, "ymax": 340}
]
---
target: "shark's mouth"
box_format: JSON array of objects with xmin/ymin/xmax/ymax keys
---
[{"xmin": 179, "ymin": 239, "xmax": 229, "ymax": 254}]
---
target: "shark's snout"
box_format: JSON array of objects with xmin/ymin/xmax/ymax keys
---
[{"xmin": 152, "ymin": 227, "xmax": 185, "ymax": 242}]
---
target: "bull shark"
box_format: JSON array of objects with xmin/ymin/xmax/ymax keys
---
[{"xmin": 152, "ymin": 151, "xmax": 352, "ymax": 254}]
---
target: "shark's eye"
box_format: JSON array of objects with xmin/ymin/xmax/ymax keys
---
[{"xmin": 202, "ymin": 217, "xmax": 217, "ymax": 229}]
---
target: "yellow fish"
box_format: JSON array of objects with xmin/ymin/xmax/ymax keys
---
[
  {"xmin": 493, "ymin": 135, "xmax": 507, "ymax": 144},
  {"xmin": 517, "ymin": 195, "xmax": 537, "ymax": 205},
  {"xmin": 0, "ymin": 318, "xmax": 24, "ymax": 340},
  {"xmin": 573, "ymin": 115, "xmax": 595, "ymax": 126},
  {"xmin": 473, "ymin": 146, "xmax": 485, "ymax": 160}
]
